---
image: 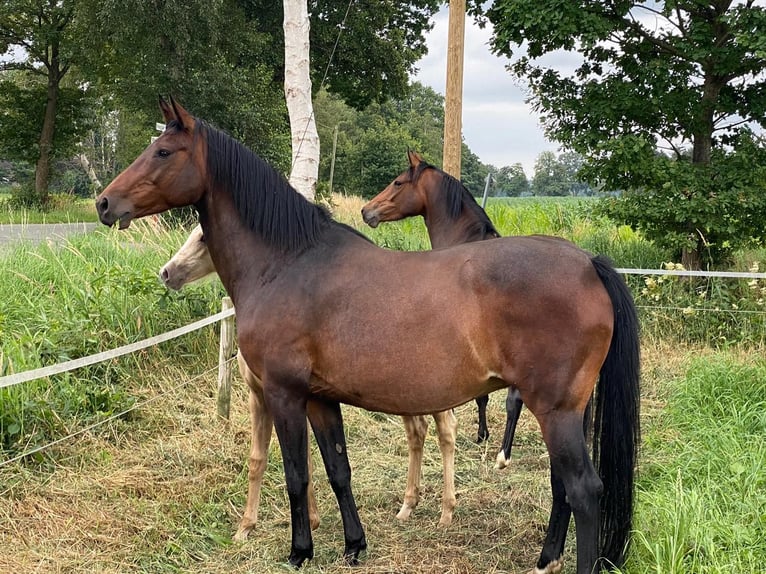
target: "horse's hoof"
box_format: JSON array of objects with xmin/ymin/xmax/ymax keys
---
[
  {"xmin": 495, "ymin": 450, "xmax": 510, "ymax": 470},
  {"xmin": 396, "ymin": 504, "xmax": 414, "ymax": 521},
  {"xmin": 437, "ymin": 515, "xmax": 453, "ymax": 528},
  {"xmin": 288, "ymin": 547, "xmax": 313, "ymax": 569},
  {"xmin": 233, "ymin": 524, "xmax": 254, "ymax": 542},
  {"xmin": 528, "ymin": 557, "xmax": 563, "ymax": 574},
  {"xmin": 344, "ymin": 538, "xmax": 367, "ymax": 565}
]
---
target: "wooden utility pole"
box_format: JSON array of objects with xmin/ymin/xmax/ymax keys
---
[{"xmin": 442, "ymin": 0, "xmax": 466, "ymax": 178}]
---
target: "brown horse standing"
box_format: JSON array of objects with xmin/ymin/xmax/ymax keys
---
[
  {"xmin": 96, "ymin": 98, "xmax": 640, "ymax": 574},
  {"xmin": 160, "ymin": 225, "xmax": 456, "ymax": 527},
  {"xmin": 362, "ymin": 150, "xmax": 525, "ymax": 470}
]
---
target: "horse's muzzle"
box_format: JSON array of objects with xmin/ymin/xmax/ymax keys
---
[
  {"xmin": 95, "ymin": 195, "xmax": 132, "ymax": 229},
  {"xmin": 360, "ymin": 208, "xmax": 379, "ymax": 228}
]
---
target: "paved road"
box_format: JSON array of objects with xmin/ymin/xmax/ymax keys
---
[{"xmin": 0, "ymin": 222, "xmax": 98, "ymax": 249}]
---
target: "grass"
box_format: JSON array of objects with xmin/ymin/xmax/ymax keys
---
[
  {"xmin": 0, "ymin": 194, "xmax": 99, "ymax": 224},
  {"xmin": 0, "ymin": 196, "xmax": 765, "ymax": 572}
]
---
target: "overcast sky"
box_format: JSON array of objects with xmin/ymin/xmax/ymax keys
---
[{"xmin": 412, "ymin": 8, "xmax": 558, "ymax": 177}]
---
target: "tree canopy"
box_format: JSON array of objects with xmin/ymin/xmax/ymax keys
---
[
  {"xmin": 480, "ymin": 0, "xmax": 766, "ymax": 266},
  {"xmin": 1, "ymin": 0, "xmax": 441, "ymax": 200}
]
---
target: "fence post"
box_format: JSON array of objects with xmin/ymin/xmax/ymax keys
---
[{"xmin": 217, "ymin": 297, "xmax": 235, "ymax": 420}]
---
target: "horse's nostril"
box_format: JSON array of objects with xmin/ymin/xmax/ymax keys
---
[
  {"xmin": 160, "ymin": 268, "xmax": 169, "ymax": 282},
  {"xmin": 97, "ymin": 196, "xmax": 109, "ymax": 213}
]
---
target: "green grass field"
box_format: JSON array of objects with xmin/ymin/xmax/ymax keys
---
[
  {"xmin": 0, "ymin": 197, "xmax": 764, "ymax": 573},
  {"xmin": 0, "ymin": 190, "xmax": 98, "ymax": 224}
]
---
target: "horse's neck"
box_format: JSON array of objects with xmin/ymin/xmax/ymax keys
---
[
  {"xmin": 197, "ymin": 191, "xmax": 280, "ymax": 304},
  {"xmin": 423, "ymin": 192, "xmax": 480, "ymax": 248}
]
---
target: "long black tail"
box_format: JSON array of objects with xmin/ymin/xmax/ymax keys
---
[{"xmin": 590, "ymin": 255, "xmax": 641, "ymax": 569}]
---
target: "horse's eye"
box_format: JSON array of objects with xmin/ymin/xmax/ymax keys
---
[
  {"xmin": 156, "ymin": 149, "xmax": 171, "ymax": 158},
  {"xmin": 394, "ymin": 180, "xmax": 403, "ymax": 187}
]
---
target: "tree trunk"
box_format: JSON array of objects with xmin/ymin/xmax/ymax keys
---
[
  {"xmin": 684, "ymin": 73, "xmax": 722, "ymax": 269},
  {"xmin": 283, "ymin": 0, "xmax": 318, "ymax": 201},
  {"xmin": 77, "ymin": 153, "xmax": 103, "ymax": 193},
  {"xmin": 35, "ymin": 63, "xmax": 61, "ymax": 206}
]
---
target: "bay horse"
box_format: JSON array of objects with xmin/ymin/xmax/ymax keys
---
[
  {"xmin": 96, "ymin": 98, "xmax": 640, "ymax": 574},
  {"xmin": 160, "ymin": 225, "xmax": 457, "ymax": 527},
  {"xmin": 159, "ymin": 225, "xmax": 321, "ymax": 540},
  {"xmin": 361, "ymin": 150, "xmax": 525, "ymax": 471}
]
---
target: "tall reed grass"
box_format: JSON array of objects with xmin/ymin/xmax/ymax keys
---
[{"xmin": 0, "ymin": 220, "xmax": 224, "ymax": 459}]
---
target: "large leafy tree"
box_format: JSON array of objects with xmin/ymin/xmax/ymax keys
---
[
  {"xmin": 75, "ymin": 0, "xmax": 292, "ymax": 170},
  {"xmin": 243, "ymin": 0, "xmax": 440, "ymax": 109},
  {"xmin": 0, "ymin": 0, "xmax": 84, "ymax": 205},
  {"xmin": 481, "ymin": 0, "xmax": 766, "ymax": 266}
]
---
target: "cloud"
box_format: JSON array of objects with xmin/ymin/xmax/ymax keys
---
[{"xmin": 413, "ymin": 8, "xmax": 560, "ymax": 176}]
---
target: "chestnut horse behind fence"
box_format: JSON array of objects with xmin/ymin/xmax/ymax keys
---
[{"xmin": 96, "ymin": 98, "xmax": 639, "ymax": 574}]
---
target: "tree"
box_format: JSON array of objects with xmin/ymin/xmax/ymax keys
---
[
  {"xmin": 347, "ymin": 117, "xmax": 419, "ymax": 198},
  {"xmin": 460, "ymin": 143, "xmax": 489, "ymax": 195},
  {"xmin": 492, "ymin": 163, "xmax": 529, "ymax": 197},
  {"xmin": 284, "ymin": 0, "xmax": 319, "ymax": 200},
  {"xmin": 1, "ymin": 0, "xmax": 80, "ymax": 205},
  {"xmin": 531, "ymin": 151, "xmax": 567, "ymax": 196},
  {"xmin": 482, "ymin": 1, "xmax": 766, "ymax": 266}
]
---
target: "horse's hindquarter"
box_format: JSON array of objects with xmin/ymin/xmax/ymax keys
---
[{"xmin": 283, "ymin": 236, "xmax": 614, "ymax": 417}]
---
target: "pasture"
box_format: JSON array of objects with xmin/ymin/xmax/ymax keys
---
[{"xmin": 0, "ymin": 196, "xmax": 764, "ymax": 573}]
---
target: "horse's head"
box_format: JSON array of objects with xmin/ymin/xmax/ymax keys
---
[
  {"xmin": 361, "ymin": 150, "xmax": 432, "ymax": 228},
  {"xmin": 159, "ymin": 225, "xmax": 216, "ymax": 290},
  {"xmin": 96, "ymin": 97, "xmax": 206, "ymax": 229}
]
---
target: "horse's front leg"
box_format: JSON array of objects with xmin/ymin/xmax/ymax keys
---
[
  {"xmin": 398, "ymin": 415, "xmax": 429, "ymax": 521},
  {"xmin": 265, "ymin": 379, "xmax": 314, "ymax": 568},
  {"xmin": 432, "ymin": 409, "xmax": 458, "ymax": 527},
  {"xmin": 474, "ymin": 394, "xmax": 490, "ymax": 442},
  {"xmin": 234, "ymin": 356, "xmax": 320, "ymax": 540},
  {"xmin": 307, "ymin": 397, "xmax": 367, "ymax": 564},
  {"xmin": 234, "ymin": 372, "xmax": 275, "ymax": 541}
]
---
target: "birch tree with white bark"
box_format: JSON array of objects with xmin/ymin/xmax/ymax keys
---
[{"xmin": 283, "ymin": 0, "xmax": 319, "ymax": 201}]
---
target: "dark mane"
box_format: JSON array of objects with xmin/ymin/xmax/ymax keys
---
[
  {"xmin": 199, "ymin": 121, "xmax": 332, "ymax": 252},
  {"xmin": 412, "ymin": 162, "xmax": 500, "ymax": 239}
]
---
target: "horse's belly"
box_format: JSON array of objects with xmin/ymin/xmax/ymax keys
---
[{"xmin": 309, "ymin": 363, "xmax": 507, "ymax": 416}]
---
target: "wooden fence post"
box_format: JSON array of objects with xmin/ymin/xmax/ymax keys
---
[{"xmin": 217, "ymin": 296, "xmax": 235, "ymax": 420}]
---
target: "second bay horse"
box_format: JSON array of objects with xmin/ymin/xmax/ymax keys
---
[
  {"xmin": 362, "ymin": 150, "xmax": 525, "ymax": 470},
  {"xmin": 95, "ymin": 98, "xmax": 640, "ymax": 574}
]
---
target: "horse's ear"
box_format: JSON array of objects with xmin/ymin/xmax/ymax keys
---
[
  {"xmin": 169, "ymin": 96, "xmax": 195, "ymax": 131},
  {"xmin": 407, "ymin": 149, "xmax": 423, "ymax": 168},
  {"xmin": 159, "ymin": 96, "xmax": 176, "ymax": 124}
]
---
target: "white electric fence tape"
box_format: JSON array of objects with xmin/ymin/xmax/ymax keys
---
[{"xmin": 0, "ymin": 307, "xmax": 235, "ymax": 390}]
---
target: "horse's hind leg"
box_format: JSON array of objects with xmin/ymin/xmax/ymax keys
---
[
  {"xmin": 398, "ymin": 415, "xmax": 429, "ymax": 521},
  {"xmin": 495, "ymin": 388, "xmax": 524, "ymax": 470},
  {"xmin": 307, "ymin": 398, "xmax": 367, "ymax": 564},
  {"xmin": 535, "ymin": 411, "xmax": 602, "ymax": 574},
  {"xmin": 475, "ymin": 394, "xmax": 490, "ymax": 442},
  {"xmin": 432, "ymin": 409, "xmax": 458, "ymax": 527}
]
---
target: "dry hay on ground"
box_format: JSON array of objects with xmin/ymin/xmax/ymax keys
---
[{"xmin": 1, "ymin": 344, "xmax": 679, "ymax": 573}]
